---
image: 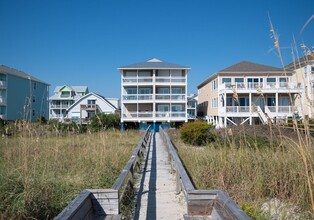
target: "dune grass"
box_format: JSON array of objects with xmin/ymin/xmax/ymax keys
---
[
  {"xmin": 0, "ymin": 123, "xmax": 141, "ymax": 219},
  {"xmin": 169, "ymin": 124, "xmax": 314, "ymax": 219}
]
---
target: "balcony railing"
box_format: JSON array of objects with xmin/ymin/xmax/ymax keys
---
[
  {"xmin": 267, "ymin": 106, "xmax": 295, "ymax": 113},
  {"xmin": 50, "ymin": 104, "xmax": 72, "ymax": 109},
  {"xmin": 123, "ymin": 94, "xmax": 185, "ymax": 101},
  {"xmin": 225, "ymin": 105, "xmax": 295, "ymax": 114},
  {"xmin": 226, "ymin": 106, "xmax": 251, "ymax": 113},
  {"xmin": 123, "ymin": 77, "xmax": 186, "ymax": 84},
  {"xmin": 123, "ymin": 111, "xmax": 186, "ymax": 119},
  {"xmin": 80, "ymin": 104, "xmax": 98, "ymax": 111},
  {"xmin": 220, "ymin": 82, "xmax": 302, "ymax": 90},
  {"xmin": 0, "ymin": 81, "xmax": 7, "ymax": 88},
  {"xmin": 0, "ymin": 97, "xmax": 6, "ymax": 105},
  {"xmin": 156, "ymin": 77, "xmax": 186, "ymax": 83}
]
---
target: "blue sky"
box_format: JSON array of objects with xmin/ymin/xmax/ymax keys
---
[{"xmin": 0, "ymin": 0, "xmax": 313, "ymax": 98}]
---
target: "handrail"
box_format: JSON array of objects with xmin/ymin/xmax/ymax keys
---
[
  {"xmin": 55, "ymin": 126, "xmax": 152, "ymax": 219},
  {"xmin": 159, "ymin": 127, "xmax": 250, "ymax": 219}
]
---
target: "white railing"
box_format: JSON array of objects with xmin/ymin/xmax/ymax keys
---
[
  {"xmin": 155, "ymin": 77, "xmax": 186, "ymax": 83},
  {"xmin": 0, "ymin": 81, "xmax": 7, "ymax": 88},
  {"xmin": 0, "ymin": 97, "xmax": 6, "ymax": 105},
  {"xmin": 171, "ymin": 94, "xmax": 185, "ymax": 101},
  {"xmin": 123, "ymin": 77, "xmax": 153, "ymax": 83},
  {"xmin": 267, "ymin": 106, "xmax": 295, "ymax": 113},
  {"xmin": 226, "ymin": 106, "xmax": 250, "ymax": 113},
  {"xmin": 123, "ymin": 95, "xmax": 137, "ymax": 100},
  {"xmin": 155, "ymin": 94, "xmax": 171, "ymax": 100},
  {"xmin": 257, "ymin": 106, "xmax": 268, "ymax": 124},
  {"xmin": 50, "ymin": 104, "xmax": 72, "ymax": 108},
  {"xmin": 138, "ymin": 94, "xmax": 153, "ymax": 100},
  {"xmin": 122, "ymin": 111, "xmax": 187, "ymax": 119},
  {"xmin": 138, "ymin": 77, "xmax": 153, "ymax": 83},
  {"xmin": 221, "ymin": 82, "xmax": 302, "ymax": 90},
  {"xmin": 155, "ymin": 77, "xmax": 170, "ymax": 83}
]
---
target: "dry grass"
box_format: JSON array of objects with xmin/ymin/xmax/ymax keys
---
[
  {"xmin": 169, "ymin": 125, "xmax": 314, "ymax": 218},
  {"xmin": 0, "ymin": 124, "xmax": 141, "ymax": 219}
]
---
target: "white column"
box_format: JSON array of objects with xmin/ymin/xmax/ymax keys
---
[
  {"xmin": 249, "ymin": 92, "xmax": 252, "ymax": 125},
  {"xmin": 153, "ymin": 69, "xmax": 156, "ymax": 122},
  {"xmin": 276, "ymin": 92, "xmax": 278, "ymax": 116}
]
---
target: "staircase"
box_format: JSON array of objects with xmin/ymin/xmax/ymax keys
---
[{"xmin": 256, "ymin": 106, "xmax": 268, "ymax": 125}]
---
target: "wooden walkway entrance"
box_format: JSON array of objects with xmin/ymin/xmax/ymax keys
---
[
  {"xmin": 56, "ymin": 126, "xmax": 250, "ymax": 220},
  {"xmin": 134, "ymin": 132, "xmax": 186, "ymax": 219}
]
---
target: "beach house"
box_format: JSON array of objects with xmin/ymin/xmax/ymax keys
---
[
  {"xmin": 197, "ymin": 61, "xmax": 303, "ymax": 127},
  {"xmin": 118, "ymin": 58, "xmax": 190, "ymax": 130},
  {"xmin": 0, "ymin": 65, "xmax": 49, "ymax": 121}
]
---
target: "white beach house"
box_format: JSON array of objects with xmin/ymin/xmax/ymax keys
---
[{"xmin": 118, "ymin": 58, "xmax": 191, "ymax": 131}]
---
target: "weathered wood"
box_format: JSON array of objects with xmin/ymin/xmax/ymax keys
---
[
  {"xmin": 213, "ymin": 191, "xmax": 250, "ymax": 220},
  {"xmin": 159, "ymin": 127, "xmax": 250, "ymax": 220},
  {"xmin": 89, "ymin": 189, "xmax": 119, "ymax": 215},
  {"xmin": 55, "ymin": 190, "xmax": 96, "ymax": 220},
  {"xmin": 112, "ymin": 127, "xmax": 151, "ymax": 191}
]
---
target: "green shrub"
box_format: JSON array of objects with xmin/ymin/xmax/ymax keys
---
[
  {"xmin": 89, "ymin": 113, "xmax": 120, "ymax": 131},
  {"xmin": 180, "ymin": 121, "xmax": 215, "ymax": 146}
]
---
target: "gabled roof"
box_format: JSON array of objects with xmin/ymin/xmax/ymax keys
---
[
  {"xmin": 0, "ymin": 64, "xmax": 49, "ymax": 85},
  {"xmin": 53, "ymin": 86, "xmax": 89, "ymax": 93},
  {"xmin": 218, "ymin": 61, "xmax": 283, "ymax": 73},
  {"xmin": 66, "ymin": 92, "xmax": 117, "ymax": 112},
  {"xmin": 118, "ymin": 58, "xmax": 191, "ymax": 70},
  {"xmin": 197, "ymin": 61, "xmax": 286, "ymax": 89},
  {"xmin": 285, "ymin": 54, "xmax": 314, "ymax": 70}
]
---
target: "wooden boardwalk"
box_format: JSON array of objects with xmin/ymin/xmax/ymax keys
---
[
  {"xmin": 134, "ymin": 132, "xmax": 186, "ymax": 220},
  {"xmin": 56, "ymin": 127, "xmax": 250, "ymax": 220}
]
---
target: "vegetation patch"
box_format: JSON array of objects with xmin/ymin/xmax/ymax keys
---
[
  {"xmin": 0, "ymin": 123, "xmax": 141, "ymax": 219},
  {"xmin": 169, "ymin": 124, "xmax": 314, "ymax": 219}
]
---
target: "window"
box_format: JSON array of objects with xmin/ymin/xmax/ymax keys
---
[
  {"xmin": 126, "ymin": 88, "xmax": 137, "ymax": 94},
  {"xmin": 158, "ymin": 88, "xmax": 170, "ymax": 94},
  {"xmin": 279, "ymin": 78, "xmax": 288, "ymax": 87},
  {"xmin": 33, "ymin": 82, "xmax": 37, "ymax": 90},
  {"xmin": 211, "ymin": 79, "xmax": 217, "ymax": 91},
  {"xmin": 211, "ymin": 98, "xmax": 218, "ymax": 108},
  {"xmin": 139, "ymin": 88, "xmax": 152, "ymax": 94},
  {"xmin": 267, "ymin": 78, "xmax": 276, "ymax": 88},
  {"xmin": 157, "ymin": 105, "xmax": 169, "ymax": 112},
  {"xmin": 171, "ymin": 87, "xmax": 182, "ymax": 94},
  {"xmin": 32, "ymin": 109, "xmax": 36, "ymax": 117},
  {"xmin": 304, "ymin": 67, "xmax": 307, "ymax": 78},
  {"xmin": 235, "ymin": 78, "xmax": 244, "ymax": 83},
  {"xmin": 222, "ymin": 78, "xmax": 231, "ymax": 84},
  {"xmin": 172, "ymin": 105, "xmax": 183, "ymax": 112},
  {"xmin": 32, "ymin": 95, "xmax": 36, "ymax": 103}
]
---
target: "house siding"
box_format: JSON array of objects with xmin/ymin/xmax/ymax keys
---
[{"xmin": 6, "ymin": 74, "xmax": 48, "ymax": 121}]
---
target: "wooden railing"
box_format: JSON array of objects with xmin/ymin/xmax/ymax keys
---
[
  {"xmin": 159, "ymin": 127, "xmax": 250, "ymax": 219},
  {"xmin": 55, "ymin": 126, "xmax": 152, "ymax": 220}
]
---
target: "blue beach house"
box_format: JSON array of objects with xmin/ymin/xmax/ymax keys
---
[{"xmin": 0, "ymin": 65, "xmax": 49, "ymax": 121}]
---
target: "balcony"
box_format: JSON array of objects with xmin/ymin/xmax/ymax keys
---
[
  {"xmin": 220, "ymin": 82, "xmax": 302, "ymax": 92},
  {"xmin": 80, "ymin": 104, "xmax": 98, "ymax": 111},
  {"xmin": 50, "ymin": 104, "xmax": 72, "ymax": 109},
  {"xmin": 122, "ymin": 77, "xmax": 186, "ymax": 85},
  {"xmin": 122, "ymin": 111, "xmax": 186, "ymax": 120},
  {"xmin": 0, "ymin": 81, "xmax": 7, "ymax": 89},
  {"xmin": 123, "ymin": 77, "xmax": 153, "ymax": 85},
  {"xmin": 155, "ymin": 94, "xmax": 185, "ymax": 101},
  {"xmin": 123, "ymin": 94, "xmax": 153, "ymax": 102},
  {"xmin": 155, "ymin": 77, "xmax": 186, "ymax": 84},
  {"xmin": 224, "ymin": 105, "xmax": 296, "ymax": 117},
  {"xmin": 0, "ymin": 96, "xmax": 6, "ymax": 105},
  {"xmin": 122, "ymin": 94, "xmax": 185, "ymax": 102}
]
